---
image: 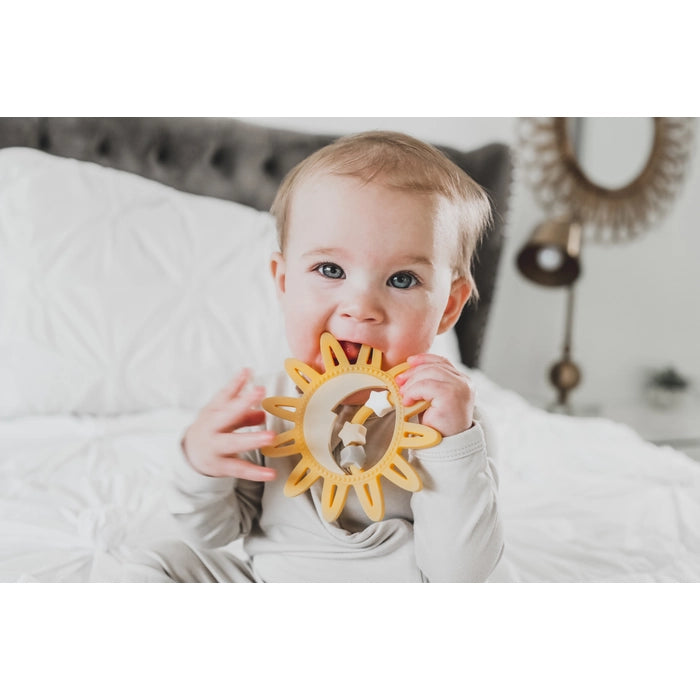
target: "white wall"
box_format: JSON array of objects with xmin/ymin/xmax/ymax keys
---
[{"xmin": 243, "ymin": 118, "xmax": 700, "ymax": 409}]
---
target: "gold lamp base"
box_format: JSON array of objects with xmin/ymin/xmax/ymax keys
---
[{"xmin": 549, "ymin": 357, "xmax": 581, "ymax": 411}]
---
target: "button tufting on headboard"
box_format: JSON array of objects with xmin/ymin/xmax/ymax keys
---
[
  {"xmin": 96, "ymin": 138, "xmax": 111, "ymax": 157},
  {"xmin": 154, "ymin": 141, "xmax": 171, "ymax": 165},
  {"xmin": 263, "ymin": 156, "xmax": 279, "ymax": 178},
  {"xmin": 210, "ymin": 146, "xmax": 234, "ymax": 177}
]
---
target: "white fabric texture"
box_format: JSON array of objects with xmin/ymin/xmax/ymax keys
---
[
  {"xmin": 2, "ymin": 369, "xmax": 699, "ymax": 582},
  {"xmin": 0, "ymin": 147, "xmax": 286, "ymax": 416}
]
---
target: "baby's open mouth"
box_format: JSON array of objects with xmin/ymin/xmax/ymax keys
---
[{"xmin": 338, "ymin": 340, "xmax": 362, "ymax": 363}]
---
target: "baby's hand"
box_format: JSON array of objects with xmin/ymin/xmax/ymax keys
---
[
  {"xmin": 395, "ymin": 354, "xmax": 476, "ymax": 437},
  {"xmin": 182, "ymin": 369, "xmax": 277, "ymax": 481}
]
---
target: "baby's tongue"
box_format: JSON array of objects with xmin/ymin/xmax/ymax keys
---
[{"xmin": 339, "ymin": 340, "xmax": 362, "ymax": 363}]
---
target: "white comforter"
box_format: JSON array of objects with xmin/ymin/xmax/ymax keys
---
[{"xmin": 2, "ymin": 370, "xmax": 699, "ymax": 583}]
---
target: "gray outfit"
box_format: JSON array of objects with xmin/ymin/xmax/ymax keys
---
[{"xmin": 133, "ymin": 371, "xmax": 503, "ymax": 582}]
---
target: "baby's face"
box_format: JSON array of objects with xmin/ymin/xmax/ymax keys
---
[{"xmin": 271, "ymin": 173, "xmax": 470, "ymax": 373}]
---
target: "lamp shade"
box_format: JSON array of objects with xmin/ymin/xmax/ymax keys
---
[{"xmin": 516, "ymin": 218, "xmax": 582, "ymax": 287}]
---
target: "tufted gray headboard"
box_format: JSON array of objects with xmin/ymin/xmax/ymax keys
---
[{"xmin": 0, "ymin": 117, "xmax": 512, "ymax": 368}]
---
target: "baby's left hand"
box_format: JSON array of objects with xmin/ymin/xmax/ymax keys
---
[{"xmin": 395, "ymin": 354, "xmax": 475, "ymax": 437}]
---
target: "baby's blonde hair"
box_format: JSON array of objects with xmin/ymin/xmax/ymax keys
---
[{"xmin": 270, "ymin": 130, "xmax": 492, "ymax": 299}]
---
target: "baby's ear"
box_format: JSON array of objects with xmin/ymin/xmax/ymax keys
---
[
  {"xmin": 270, "ymin": 252, "xmax": 286, "ymax": 296},
  {"xmin": 437, "ymin": 277, "xmax": 471, "ymax": 334}
]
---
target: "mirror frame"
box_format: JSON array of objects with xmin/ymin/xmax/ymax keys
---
[{"xmin": 517, "ymin": 117, "xmax": 695, "ymax": 241}]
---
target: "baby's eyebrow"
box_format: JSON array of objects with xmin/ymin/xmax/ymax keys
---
[
  {"xmin": 302, "ymin": 247, "xmax": 343, "ymax": 258},
  {"xmin": 396, "ymin": 255, "xmax": 433, "ymax": 268}
]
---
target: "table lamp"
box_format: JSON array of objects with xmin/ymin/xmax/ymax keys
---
[{"xmin": 516, "ymin": 216, "xmax": 583, "ymax": 411}]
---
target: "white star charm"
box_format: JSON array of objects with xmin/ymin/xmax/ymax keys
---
[
  {"xmin": 339, "ymin": 444, "xmax": 367, "ymax": 472},
  {"xmin": 338, "ymin": 421, "xmax": 367, "ymax": 447},
  {"xmin": 365, "ymin": 390, "xmax": 394, "ymax": 418}
]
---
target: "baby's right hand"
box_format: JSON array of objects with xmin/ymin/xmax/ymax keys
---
[{"xmin": 182, "ymin": 368, "xmax": 277, "ymax": 481}]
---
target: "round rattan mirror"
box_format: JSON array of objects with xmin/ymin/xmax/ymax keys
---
[{"xmin": 517, "ymin": 117, "xmax": 695, "ymax": 241}]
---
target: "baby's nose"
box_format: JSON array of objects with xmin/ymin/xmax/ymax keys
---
[{"xmin": 340, "ymin": 289, "xmax": 384, "ymax": 323}]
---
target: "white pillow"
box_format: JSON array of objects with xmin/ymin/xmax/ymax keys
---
[{"xmin": 0, "ymin": 147, "xmax": 288, "ymax": 416}]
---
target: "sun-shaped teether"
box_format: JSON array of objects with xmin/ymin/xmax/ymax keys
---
[{"xmin": 261, "ymin": 332, "xmax": 442, "ymax": 522}]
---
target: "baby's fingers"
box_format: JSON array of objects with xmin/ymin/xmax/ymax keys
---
[
  {"xmin": 406, "ymin": 353, "xmax": 455, "ymax": 369},
  {"xmin": 209, "ymin": 368, "xmax": 253, "ymax": 409},
  {"xmin": 212, "ymin": 386, "xmax": 267, "ymax": 432},
  {"xmin": 213, "ymin": 430, "xmax": 277, "ymax": 456},
  {"xmin": 211, "ymin": 456, "xmax": 277, "ymax": 481}
]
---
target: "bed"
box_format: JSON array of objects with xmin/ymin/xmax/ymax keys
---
[{"xmin": 1, "ymin": 117, "xmax": 699, "ymax": 583}]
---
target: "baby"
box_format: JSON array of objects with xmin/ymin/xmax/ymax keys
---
[{"xmin": 134, "ymin": 131, "xmax": 503, "ymax": 582}]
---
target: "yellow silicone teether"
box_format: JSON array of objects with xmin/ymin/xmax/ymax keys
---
[{"xmin": 261, "ymin": 332, "xmax": 442, "ymax": 522}]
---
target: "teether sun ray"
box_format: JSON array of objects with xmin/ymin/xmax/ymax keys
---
[{"xmin": 261, "ymin": 333, "xmax": 442, "ymax": 522}]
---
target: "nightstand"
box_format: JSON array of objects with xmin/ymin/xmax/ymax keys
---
[{"xmin": 601, "ymin": 396, "xmax": 700, "ymax": 462}]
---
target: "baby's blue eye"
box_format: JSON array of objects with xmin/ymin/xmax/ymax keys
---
[
  {"xmin": 388, "ymin": 272, "xmax": 419, "ymax": 289},
  {"xmin": 316, "ymin": 263, "xmax": 345, "ymax": 279}
]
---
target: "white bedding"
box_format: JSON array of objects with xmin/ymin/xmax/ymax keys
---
[
  {"xmin": 475, "ymin": 372, "xmax": 700, "ymax": 582},
  {"xmin": 2, "ymin": 146, "xmax": 699, "ymax": 583},
  {"xmin": 2, "ymin": 369, "xmax": 699, "ymax": 583},
  {"xmin": 0, "ymin": 410, "xmax": 194, "ymax": 582}
]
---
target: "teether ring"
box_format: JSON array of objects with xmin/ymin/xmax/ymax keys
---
[{"xmin": 261, "ymin": 332, "xmax": 442, "ymax": 522}]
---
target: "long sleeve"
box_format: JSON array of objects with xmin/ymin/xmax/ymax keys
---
[
  {"xmin": 410, "ymin": 414, "xmax": 503, "ymax": 582},
  {"xmin": 167, "ymin": 439, "xmax": 263, "ymax": 549}
]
